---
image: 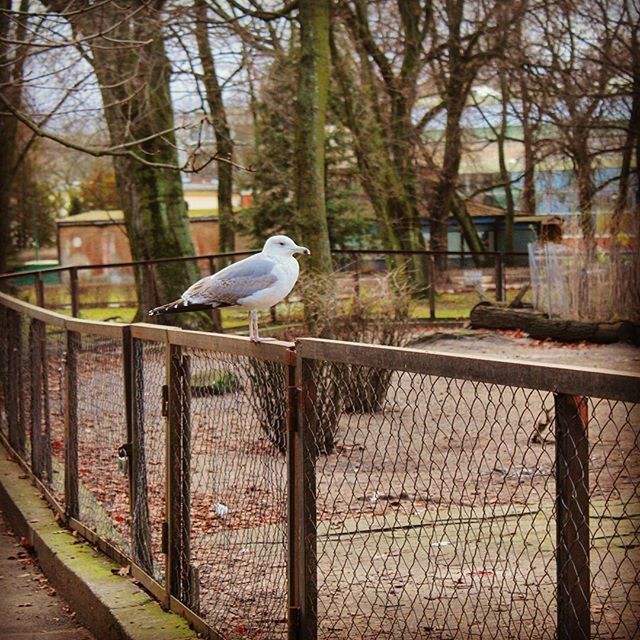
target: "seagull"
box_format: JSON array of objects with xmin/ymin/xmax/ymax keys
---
[{"xmin": 148, "ymin": 235, "xmax": 310, "ymax": 342}]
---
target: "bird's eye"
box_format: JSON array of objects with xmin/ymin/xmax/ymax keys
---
[{"xmin": 279, "ymin": 242, "xmax": 285, "ymax": 245}]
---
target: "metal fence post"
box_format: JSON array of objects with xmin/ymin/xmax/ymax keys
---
[
  {"xmin": 495, "ymin": 253, "xmax": 505, "ymax": 303},
  {"xmin": 555, "ymin": 393, "xmax": 590, "ymax": 640},
  {"xmin": 7, "ymin": 310, "xmax": 25, "ymax": 455},
  {"xmin": 428, "ymin": 255, "xmax": 436, "ymax": 320},
  {"xmin": 64, "ymin": 330, "xmax": 80, "ymax": 518},
  {"xmin": 290, "ymin": 354, "xmax": 318, "ymax": 640},
  {"xmin": 353, "ymin": 253, "xmax": 361, "ymax": 309},
  {"xmin": 126, "ymin": 331, "xmax": 154, "ymax": 576},
  {"xmin": 29, "ymin": 319, "xmax": 44, "ymax": 478},
  {"xmin": 35, "ymin": 271, "xmax": 45, "ymax": 308},
  {"xmin": 166, "ymin": 345, "xmax": 197, "ymax": 609},
  {"xmin": 70, "ymin": 267, "xmax": 79, "ymax": 317}
]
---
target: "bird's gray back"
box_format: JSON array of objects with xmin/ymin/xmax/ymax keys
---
[{"xmin": 182, "ymin": 253, "xmax": 278, "ymax": 306}]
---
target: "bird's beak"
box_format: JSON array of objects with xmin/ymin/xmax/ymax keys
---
[{"xmin": 296, "ymin": 246, "xmax": 311, "ymax": 255}]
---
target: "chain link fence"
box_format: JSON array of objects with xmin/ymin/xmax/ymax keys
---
[{"xmin": 0, "ymin": 293, "xmax": 638, "ymax": 639}]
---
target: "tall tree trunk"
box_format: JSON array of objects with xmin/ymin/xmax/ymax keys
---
[
  {"xmin": 0, "ymin": 0, "xmax": 29, "ymax": 274},
  {"xmin": 295, "ymin": 0, "xmax": 332, "ymax": 272},
  {"xmin": 295, "ymin": 0, "xmax": 332, "ymax": 332},
  {"xmin": 194, "ymin": 0, "xmax": 235, "ymax": 254},
  {"xmin": 571, "ymin": 132, "xmax": 596, "ymax": 250},
  {"xmin": 520, "ymin": 75, "xmax": 537, "ymax": 216},
  {"xmin": 498, "ymin": 71, "xmax": 515, "ymax": 257}
]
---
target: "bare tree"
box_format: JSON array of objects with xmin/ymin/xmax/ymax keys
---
[{"xmin": 194, "ymin": 0, "xmax": 235, "ymax": 254}]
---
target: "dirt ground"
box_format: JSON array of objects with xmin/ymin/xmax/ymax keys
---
[
  {"xmin": 25, "ymin": 330, "xmax": 640, "ymax": 640},
  {"xmin": 412, "ymin": 329, "xmax": 640, "ymax": 374}
]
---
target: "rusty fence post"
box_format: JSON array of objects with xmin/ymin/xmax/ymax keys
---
[
  {"xmin": 69, "ymin": 267, "xmax": 79, "ymax": 318},
  {"xmin": 127, "ymin": 333, "xmax": 154, "ymax": 576},
  {"xmin": 555, "ymin": 393, "xmax": 590, "ymax": 640},
  {"xmin": 290, "ymin": 354, "xmax": 318, "ymax": 640},
  {"xmin": 166, "ymin": 345, "xmax": 197, "ymax": 610},
  {"xmin": 29, "ymin": 319, "xmax": 45, "ymax": 477},
  {"xmin": 207, "ymin": 258, "xmax": 223, "ymax": 332},
  {"xmin": 64, "ymin": 330, "xmax": 80, "ymax": 518},
  {"xmin": 428, "ymin": 255, "xmax": 436, "ymax": 321},
  {"xmin": 495, "ymin": 253, "xmax": 505, "ymax": 303},
  {"xmin": 35, "ymin": 272, "xmax": 45, "ymax": 308},
  {"xmin": 353, "ymin": 253, "xmax": 361, "ymax": 309}
]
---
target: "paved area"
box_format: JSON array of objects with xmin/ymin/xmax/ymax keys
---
[{"xmin": 0, "ymin": 509, "xmax": 96, "ymax": 640}]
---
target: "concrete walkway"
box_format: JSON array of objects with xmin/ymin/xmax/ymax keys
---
[{"xmin": 0, "ymin": 508, "xmax": 95, "ymax": 640}]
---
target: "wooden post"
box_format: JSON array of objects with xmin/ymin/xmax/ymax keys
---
[
  {"xmin": 127, "ymin": 333, "xmax": 154, "ymax": 576},
  {"xmin": 428, "ymin": 255, "xmax": 436, "ymax": 321},
  {"xmin": 495, "ymin": 253, "xmax": 505, "ymax": 303},
  {"xmin": 291, "ymin": 356, "xmax": 317, "ymax": 640},
  {"xmin": 555, "ymin": 393, "xmax": 590, "ymax": 640},
  {"xmin": 35, "ymin": 271, "xmax": 45, "ymax": 308},
  {"xmin": 69, "ymin": 267, "xmax": 79, "ymax": 317},
  {"xmin": 166, "ymin": 346, "xmax": 194, "ymax": 608},
  {"xmin": 64, "ymin": 330, "xmax": 80, "ymax": 518},
  {"xmin": 29, "ymin": 319, "xmax": 44, "ymax": 478}
]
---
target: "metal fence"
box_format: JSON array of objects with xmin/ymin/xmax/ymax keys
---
[
  {"xmin": 0, "ymin": 291, "xmax": 638, "ymax": 639},
  {"xmin": 0, "ymin": 248, "xmax": 529, "ymax": 323}
]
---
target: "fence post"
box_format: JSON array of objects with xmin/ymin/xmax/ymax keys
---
[
  {"xmin": 290, "ymin": 355, "xmax": 318, "ymax": 640},
  {"xmin": 70, "ymin": 267, "xmax": 79, "ymax": 318},
  {"xmin": 125, "ymin": 331, "xmax": 154, "ymax": 576},
  {"xmin": 207, "ymin": 258, "xmax": 223, "ymax": 332},
  {"xmin": 35, "ymin": 271, "xmax": 45, "ymax": 308},
  {"xmin": 495, "ymin": 253, "xmax": 505, "ymax": 303},
  {"xmin": 428, "ymin": 255, "xmax": 436, "ymax": 321},
  {"xmin": 555, "ymin": 393, "xmax": 590, "ymax": 640},
  {"xmin": 29, "ymin": 319, "xmax": 44, "ymax": 478},
  {"xmin": 166, "ymin": 345, "xmax": 196, "ymax": 609},
  {"xmin": 64, "ymin": 330, "xmax": 80, "ymax": 518},
  {"xmin": 7, "ymin": 310, "xmax": 25, "ymax": 455},
  {"xmin": 353, "ymin": 253, "xmax": 361, "ymax": 310}
]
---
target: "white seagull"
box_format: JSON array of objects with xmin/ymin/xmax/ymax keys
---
[{"xmin": 148, "ymin": 235, "xmax": 310, "ymax": 342}]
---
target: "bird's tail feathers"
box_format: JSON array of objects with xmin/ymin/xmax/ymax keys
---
[{"xmin": 148, "ymin": 299, "xmax": 220, "ymax": 316}]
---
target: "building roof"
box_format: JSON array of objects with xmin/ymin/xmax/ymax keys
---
[{"xmin": 58, "ymin": 209, "xmax": 218, "ymax": 226}]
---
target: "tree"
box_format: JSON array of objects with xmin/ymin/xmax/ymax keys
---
[
  {"xmin": 0, "ymin": 0, "xmax": 29, "ymax": 273},
  {"xmin": 524, "ymin": 0, "xmax": 619, "ymax": 249},
  {"xmin": 295, "ymin": 0, "xmax": 332, "ymax": 274},
  {"xmin": 3, "ymin": 2, "xmax": 206, "ymax": 323},
  {"xmin": 194, "ymin": 0, "xmax": 235, "ymax": 254}
]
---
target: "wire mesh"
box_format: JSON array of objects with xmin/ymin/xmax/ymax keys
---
[
  {"xmin": 175, "ymin": 347, "xmax": 288, "ymax": 639},
  {"xmin": 300, "ymin": 356, "xmax": 639, "ymax": 639},
  {"xmin": 132, "ymin": 338, "xmax": 167, "ymax": 584},
  {"xmin": 75, "ymin": 332, "xmax": 130, "ymax": 555}
]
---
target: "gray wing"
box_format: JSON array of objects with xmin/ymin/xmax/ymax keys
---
[{"xmin": 183, "ymin": 254, "xmax": 278, "ymax": 306}]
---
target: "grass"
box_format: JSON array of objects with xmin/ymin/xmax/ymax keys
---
[{"xmin": 13, "ymin": 277, "xmax": 532, "ymax": 329}]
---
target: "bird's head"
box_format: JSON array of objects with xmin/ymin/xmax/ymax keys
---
[{"xmin": 263, "ymin": 235, "xmax": 311, "ymax": 258}]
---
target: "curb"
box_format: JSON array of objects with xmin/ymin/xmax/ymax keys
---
[{"xmin": 0, "ymin": 446, "xmax": 199, "ymax": 640}]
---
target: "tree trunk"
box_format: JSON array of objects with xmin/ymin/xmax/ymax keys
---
[
  {"xmin": 0, "ymin": 0, "xmax": 29, "ymax": 274},
  {"xmin": 498, "ymin": 71, "xmax": 515, "ymax": 258},
  {"xmin": 194, "ymin": 0, "xmax": 235, "ymax": 254},
  {"xmin": 572, "ymin": 138, "xmax": 596, "ymax": 250},
  {"xmin": 520, "ymin": 76, "xmax": 537, "ymax": 216},
  {"xmin": 295, "ymin": 0, "xmax": 332, "ymax": 273}
]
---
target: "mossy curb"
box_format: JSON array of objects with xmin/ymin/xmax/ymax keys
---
[{"xmin": 0, "ymin": 446, "xmax": 199, "ymax": 640}]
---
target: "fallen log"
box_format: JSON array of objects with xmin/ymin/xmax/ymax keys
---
[{"xmin": 469, "ymin": 302, "xmax": 640, "ymax": 345}]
